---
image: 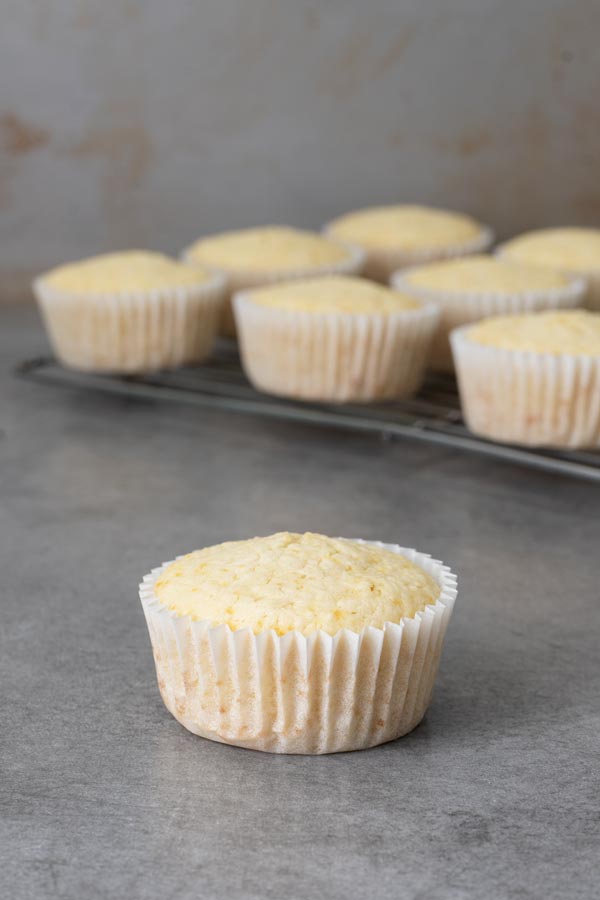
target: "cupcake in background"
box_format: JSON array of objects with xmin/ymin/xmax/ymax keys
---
[
  {"xmin": 392, "ymin": 254, "xmax": 585, "ymax": 371},
  {"xmin": 325, "ymin": 204, "xmax": 493, "ymax": 283},
  {"xmin": 140, "ymin": 531, "xmax": 458, "ymax": 754},
  {"xmin": 451, "ymin": 309, "xmax": 600, "ymax": 448},
  {"xmin": 182, "ymin": 226, "xmax": 364, "ymax": 337},
  {"xmin": 34, "ymin": 251, "xmax": 226, "ymax": 373},
  {"xmin": 497, "ymin": 228, "xmax": 600, "ymax": 310},
  {"xmin": 234, "ymin": 275, "xmax": 439, "ymax": 402}
]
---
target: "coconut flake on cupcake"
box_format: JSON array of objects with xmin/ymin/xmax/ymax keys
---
[
  {"xmin": 234, "ymin": 275, "xmax": 439, "ymax": 402},
  {"xmin": 140, "ymin": 531, "xmax": 457, "ymax": 754},
  {"xmin": 392, "ymin": 254, "xmax": 585, "ymax": 371},
  {"xmin": 182, "ymin": 226, "xmax": 364, "ymax": 337},
  {"xmin": 34, "ymin": 251, "xmax": 226, "ymax": 373},
  {"xmin": 451, "ymin": 309, "xmax": 600, "ymax": 447},
  {"xmin": 325, "ymin": 204, "xmax": 493, "ymax": 283}
]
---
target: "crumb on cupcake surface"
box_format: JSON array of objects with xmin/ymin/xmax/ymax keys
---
[
  {"xmin": 402, "ymin": 255, "xmax": 570, "ymax": 294},
  {"xmin": 185, "ymin": 226, "xmax": 351, "ymax": 272},
  {"xmin": 500, "ymin": 228, "xmax": 600, "ymax": 271},
  {"xmin": 41, "ymin": 251, "xmax": 213, "ymax": 294},
  {"xmin": 154, "ymin": 532, "xmax": 440, "ymax": 636},
  {"xmin": 246, "ymin": 276, "xmax": 421, "ymax": 314},
  {"xmin": 467, "ymin": 310, "xmax": 600, "ymax": 355},
  {"xmin": 327, "ymin": 205, "xmax": 484, "ymax": 250}
]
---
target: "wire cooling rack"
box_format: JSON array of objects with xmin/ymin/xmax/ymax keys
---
[{"xmin": 16, "ymin": 347, "xmax": 600, "ymax": 483}]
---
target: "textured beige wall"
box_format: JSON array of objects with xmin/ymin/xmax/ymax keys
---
[{"xmin": 1, "ymin": 0, "xmax": 599, "ymax": 299}]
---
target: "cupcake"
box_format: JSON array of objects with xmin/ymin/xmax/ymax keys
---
[
  {"xmin": 392, "ymin": 255, "xmax": 585, "ymax": 371},
  {"xmin": 182, "ymin": 226, "xmax": 364, "ymax": 337},
  {"xmin": 233, "ymin": 276, "xmax": 439, "ymax": 402},
  {"xmin": 34, "ymin": 251, "xmax": 226, "ymax": 373},
  {"xmin": 451, "ymin": 310, "xmax": 600, "ymax": 448},
  {"xmin": 140, "ymin": 532, "xmax": 458, "ymax": 754},
  {"xmin": 497, "ymin": 228, "xmax": 600, "ymax": 311},
  {"xmin": 325, "ymin": 204, "xmax": 493, "ymax": 283}
]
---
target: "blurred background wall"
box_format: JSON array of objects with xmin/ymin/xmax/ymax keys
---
[{"xmin": 1, "ymin": 0, "xmax": 599, "ymax": 299}]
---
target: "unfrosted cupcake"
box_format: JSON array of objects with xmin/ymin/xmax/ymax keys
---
[
  {"xmin": 34, "ymin": 251, "xmax": 226, "ymax": 373},
  {"xmin": 140, "ymin": 531, "xmax": 458, "ymax": 754},
  {"xmin": 234, "ymin": 276, "xmax": 439, "ymax": 402},
  {"xmin": 392, "ymin": 255, "xmax": 585, "ymax": 371},
  {"xmin": 182, "ymin": 226, "xmax": 364, "ymax": 337},
  {"xmin": 451, "ymin": 310, "xmax": 600, "ymax": 447},
  {"xmin": 497, "ymin": 228, "xmax": 600, "ymax": 310},
  {"xmin": 325, "ymin": 205, "xmax": 493, "ymax": 282}
]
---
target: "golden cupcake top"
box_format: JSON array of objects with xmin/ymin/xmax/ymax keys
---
[
  {"xmin": 155, "ymin": 532, "xmax": 440, "ymax": 636},
  {"xmin": 401, "ymin": 254, "xmax": 570, "ymax": 294},
  {"xmin": 500, "ymin": 228, "xmax": 600, "ymax": 271},
  {"xmin": 327, "ymin": 205, "xmax": 485, "ymax": 250},
  {"xmin": 467, "ymin": 310, "xmax": 600, "ymax": 355},
  {"xmin": 245, "ymin": 276, "xmax": 421, "ymax": 314},
  {"xmin": 185, "ymin": 226, "xmax": 351, "ymax": 272},
  {"xmin": 41, "ymin": 251, "xmax": 213, "ymax": 294}
]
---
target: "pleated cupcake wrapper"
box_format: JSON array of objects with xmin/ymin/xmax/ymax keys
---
[
  {"xmin": 392, "ymin": 269, "xmax": 586, "ymax": 372},
  {"xmin": 34, "ymin": 273, "xmax": 227, "ymax": 374},
  {"xmin": 182, "ymin": 241, "xmax": 366, "ymax": 337},
  {"xmin": 495, "ymin": 244, "xmax": 600, "ymax": 312},
  {"xmin": 233, "ymin": 292, "xmax": 440, "ymax": 402},
  {"xmin": 140, "ymin": 541, "xmax": 457, "ymax": 754},
  {"xmin": 451, "ymin": 325, "xmax": 600, "ymax": 448},
  {"xmin": 323, "ymin": 224, "xmax": 494, "ymax": 284}
]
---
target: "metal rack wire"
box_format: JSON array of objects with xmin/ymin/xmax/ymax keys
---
[{"xmin": 16, "ymin": 349, "xmax": 600, "ymax": 483}]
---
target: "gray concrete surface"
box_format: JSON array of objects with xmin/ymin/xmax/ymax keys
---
[
  {"xmin": 2, "ymin": 0, "xmax": 600, "ymax": 297},
  {"xmin": 1, "ymin": 304, "xmax": 599, "ymax": 900}
]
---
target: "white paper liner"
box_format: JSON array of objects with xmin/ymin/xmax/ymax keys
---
[
  {"xmin": 182, "ymin": 241, "xmax": 366, "ymax": 337},
  {"xmin": 495, "ymin": 243, "xmax": 600, "ymax": 312},
  {"xmin": 139, "ymin": 540, "xmax": 457, "ymax": 754},
  {"xmin": 451, "ymin": 325, "xmax": 600, "ymax": 447},
  {"xmin": 34, "ymin": 273, "xmax": 227, "ymax": 374},
  {"xmin": 323, "ymin": 223, "xmax": 494, "ymax": 284},
  {"xmin": 391, "ymin": 269, "xmax": 586, "ymax": 372},
  {"xmin": 233, "ymin": 291, "xmax": 440, "ymax": 402}
]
